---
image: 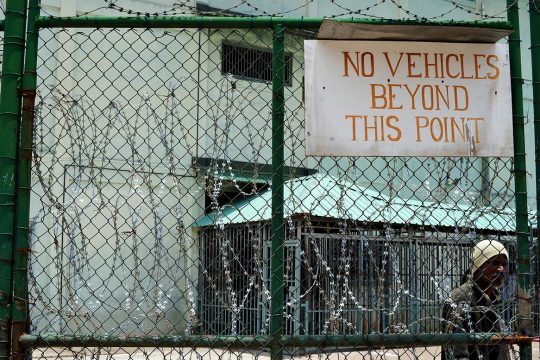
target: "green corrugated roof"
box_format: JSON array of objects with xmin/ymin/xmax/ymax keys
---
[
  {"xmin": 195, "ymin": 174, "xmax": 536, "ymax": 232},
  {"xmin": 221, "ymin": 173, "xmax": 271, "ymax": 184}
]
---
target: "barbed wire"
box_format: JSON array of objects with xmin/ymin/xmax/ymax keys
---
[
  {"xmin": 38, "ymin": 4, "xmax": 111, "ymax": 18},
  {"xmin": 325, "ymin": 0, "xmax": 389, "ymax": 20},
  {"xmin": 103, "ymin": 0, "xmax": 384, "ymax": 18},
  {"xmin": 35, "ymin": 0, "xmax": 528, "ymax": 21}
]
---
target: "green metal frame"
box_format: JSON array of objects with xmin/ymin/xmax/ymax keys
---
[
  {"xmin": 11, "ymin": 0, "xmax": 40, "ymax": 360},
  {"xmin": 530, "ymin": 0, "xmax": 540, "ymax": 302},
  {"xmin": 507, "ymin": 0, "xmax": 532, "ymax": 359},
  {"xmin": 33, "ymin": 16, "xmax": 512, "ymax": 30},
  {"xmin": 18, "ymin": 333, "xmax": 532, "ymax": 348},
  {"xmin": 0, "ymin": 4, "xmax": 532, "ymax": 359},
  {"xmin": 0, "ymin": 1, "xmax": 28, "ymax": 360},
  {"xmin": 270, "ymin": 23, "xmax": 285, "ymax": 360}
]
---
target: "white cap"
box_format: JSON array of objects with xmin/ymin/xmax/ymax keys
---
[{"xmin": 471, "ymin": 239, "xmax": 508, "ymax": 275}]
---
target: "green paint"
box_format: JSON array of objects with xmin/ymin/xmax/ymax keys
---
[
  {"xmin": 0, "ymin": 0, "xmax": 28, "ymax": 359},
  {"xmin": 11, "ymin": 0, "xmax": 40, "ymax": 359},
  {"xmin": 17, "ymin": 333, "xmax": 522, "ymax": 348},
  {"xmin": 270, "ymin": 24, "xmax": 285, "ymax": 360},
  {"xmin": 507, "ymin": 1, "xmax": 532, "ymax": 359},
  {"xmin": 529, "ymin": 0, "xmax": 540, "ymax": 310},
  {"xmin": 35, "ymin": 15, "xmax": 511, "ymax": 30}
]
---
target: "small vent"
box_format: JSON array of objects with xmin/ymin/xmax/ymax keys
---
[{"xmin": 221, "ymin": 42, "xmax": 293, "ymax": 86}]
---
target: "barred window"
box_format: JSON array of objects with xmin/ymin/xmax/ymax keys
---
[{"xmin": 221, "ymin": 42, "xmax": 293, "ymax": 86}]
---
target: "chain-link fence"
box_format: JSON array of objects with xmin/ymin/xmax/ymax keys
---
[{"xmin": 1, "ymin": 0, "xmax": 539, "ymax": 360}]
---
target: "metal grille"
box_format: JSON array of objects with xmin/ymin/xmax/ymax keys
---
[
  {"xmin": 221, "ymin": 42, "xmax": 293, "ymax": 86},
  {"xmin": 198, "ymin": 220, "xmax": 520, "ymax": 337}
]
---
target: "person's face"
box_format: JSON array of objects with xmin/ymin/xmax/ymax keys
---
[{"xmin": 475, "ymin": 254, "xmax": 508, "ymax": 289}]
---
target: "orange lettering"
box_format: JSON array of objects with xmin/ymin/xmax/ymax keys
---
[
  {"xmin": 486, "ymin": 55, "xmax": 500, "ymax": 80},
  {"xmin": 388, "ymin": 84, "xmax": 403, "ymax": 109},
  {"xmin": 370, "ymin": 84, "xmax": 388, "ymax": 109},
  {"xmin": 473, "ymin": 54, "xmax": 487, "ymax": 79},
  {"xmin": 404, "ymin": 84, "xmax": 421, "ymax": 109},
  {"xmin": 364, "ymin": 116, "xmax": 379, "ymax": 141},
  {"xmin": 421, "ymin": 85, "xmax": 434, "ymax": 110},
  {"xmin": 435, "ymin": 85, "xmax": 450, "ymax": 110},
  {"xmin": 407, "ymin": 53, "xmax": 422, "ymax": 78},
  {"xmin": 446, "ymin": 54, "xmax": 460, "ymax": 78},
  {"xmin": 343, "ymin": 52, "xmax": 359, "ymax": 77},
  {"xmin": 468, "ymin": 117, "xmax": 484, "ymax": 143},
  {"xmin": 386, "ymin": 116, "xmax": 402, "ymax": 141},
  {"xmin": 342, "ymin": 51, "xmax": 374, "ymax": 77},
  {"xmin": 450, "ymin": 117, "xmax": 466, "ymax": 142},
  {"xmin": 459, "ymin": 54, "xmax": 473, "ymax": 79},
  {"xmin": 345, "ymin": 114, "xmax": 365, "ymax": 141},
  {"xmin": 383, "ymin": 52, "xmax": 404, "ymax": 77},
  {"xmin": 361, "ymin": 52, "xmax": 375, "ymax": 76},
  {"xmin": 424, "ymin": 53, "xmax": 440, "ymax": 78},
  {"xmin": 415, "ymin": 116, "xmax": 429, "ymax": 142},
  {"xmin": 430, "ymin": 117, "xmax": 444, "ymax": 142},
  {"xmin": 453, "ymin": 85, "xmax": 469, "ymax": 111}
]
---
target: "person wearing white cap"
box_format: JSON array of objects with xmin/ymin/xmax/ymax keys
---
[{"xmin": 441, "ymin": 240, "xmax": 510, "ymax": 360}]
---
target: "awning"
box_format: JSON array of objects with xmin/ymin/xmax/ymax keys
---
[
  {"xmin": 192, "ymin": 157, "xmax": 317, "ymax": 184},
  {"xmin": 195, "ymin": 173, "xmax": 536, "ymax": 232}
]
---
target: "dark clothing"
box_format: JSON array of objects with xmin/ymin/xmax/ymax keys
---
[{"xmin": 442, "ymin": 279, "xmax": 510, "ymax": 360}]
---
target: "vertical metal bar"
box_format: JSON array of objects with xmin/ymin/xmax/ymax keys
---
[
  {"xmin": 507, "ymin": 1, "xmax": 532, "ymax": 359},
  {"xmin": 12, "ymin": 0, "xmax": 40, "ymax": 359},
  {"xmin": 529, "ymin": 1, "xmax": 540, "ymax": 334},
  {"xmin": 270, "ymin": 23, "xmax": 285, "ymax": 360},
  {"xmin": 0, "ymin": 0, "xmax": 28, "ymax": 359},
  {"xmin": 411, "ymin": 236, "xmax": 418, "ymax": 333}
]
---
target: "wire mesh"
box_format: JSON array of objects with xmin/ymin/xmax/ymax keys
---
[{"xmin": 11, "ymin": 1, "xmax": 538, "ymax": 359}]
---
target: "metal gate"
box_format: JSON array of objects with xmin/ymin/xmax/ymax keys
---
[{"xmin": 0, "ymin": 1, "xmax": 538, "ymax": 360}]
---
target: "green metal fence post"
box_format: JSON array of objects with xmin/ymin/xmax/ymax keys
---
[
  {"xmin": 12, "ymin": 0, "xmax": 40, "ymax": 359},
  {"xmin": 507, "ymin": 1, "xmax": 532, "ymax": 360},
  {"xmin": 529, "ymin": 0, "xmax": 540, "ymax": 326},
  {"xmin": 0, "ymin": 0, "xmax": 28, "ymax": 359},
  {"xmin": 16, "ymin": 332, "xmax": 531, "ymax": 348},
  {"xmin": 270, "ymin": 23, "xmax": 285, "ymax": 360},
  {"xmin": 33, "ymin": 16, "xmax": 512, "ymax": 30}
]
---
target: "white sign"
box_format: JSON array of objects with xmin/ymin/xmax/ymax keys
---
[{"xmin": 304, "ymin": 40, "xmax": 513, "ymax": 157}]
